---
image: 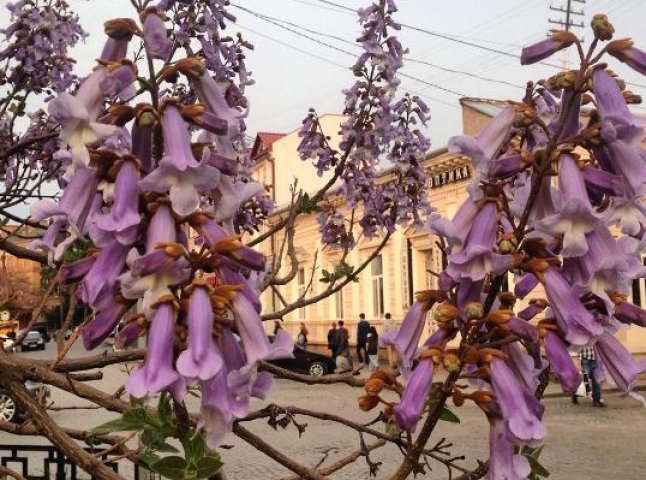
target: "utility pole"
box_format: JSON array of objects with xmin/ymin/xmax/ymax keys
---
[{"xmin": 549, "ymin": 0, "xmax": 586, "ymax": 69}]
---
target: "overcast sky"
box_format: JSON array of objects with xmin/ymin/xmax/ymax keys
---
[{"xmin": 59, "ymin": 0, "xmax": 646, "ymax": 147}]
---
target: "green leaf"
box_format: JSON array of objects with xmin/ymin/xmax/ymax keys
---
[
  {"xmin": 92, "ymin": 413, "xmax": 146, "ymax": 434},
  {"xmin": 138, "ymin": 453, "xmax": 161, "ymax": 467},
  {"xmin": 299, "ymin": 193, "xmax": 318, "ymax": 214},
  {"xmin": 438, "ymin": 407, "xmax": 460, "ymax": 423},
  {"xmin": 182, "ymin": 429, "xmax": 206, "ymax": 465},
  {"xmin": 158, "ymin": 393, "xmax": 173, "ymax": 426},
  {"xmin": 195, "ymin": 455, "xmax": 224, "ymax": 478},
  {"xmin": 529, "ymin": 445, "xmax": 545, "ymax": 460},
  {"xmin": 527, "ymin": 456, "xmax": 550, "ymax": 478},
  {"xmin": 150, "ymin": 456, "xmax": 188, "ymax": 480}
]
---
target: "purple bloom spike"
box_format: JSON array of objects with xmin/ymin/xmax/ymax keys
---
[
  {"xmin": 78, "ymin": 240, "xmax": 129, "ymax": 307},
  {"xmin": 125, "ymin": 302, "xmax": 179, "ymax": 398},
  {"xmin": 177, "ymin": 286, "xmax": 224, "ymax": 381},
  {"xmin": 543, "ymin": 330, "xmax": 580, "ymax": 393},
  {"xmin": 393, "ymin": 358, "xmax": 434, "ymax": 433},
  {"xmin": 489, "ymin": 357, "xmax": 546, "ymax": 444},
  {"xmin": 200, "ymin": 373, "xmax": 234, "ymax": 449}
]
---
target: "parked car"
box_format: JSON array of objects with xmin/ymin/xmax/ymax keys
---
[
  {"xmin": 0, "ymin": 381, "xmax": 51, "ymax": 422},
  {"xmin": 268, "ymin": 345, "xmax": 336, "ymax": 377},
  {"xmin": 32, "ymin": 325, "xmax": 51, "ymax": 343},
  {"xmin": 20, "ymin": 331, "xmax": 45, "ymax": 351}
]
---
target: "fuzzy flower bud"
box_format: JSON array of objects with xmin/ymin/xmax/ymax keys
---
[{"xmin": 591, "ymin": 14, "xmax": 614, "ymax": 41}]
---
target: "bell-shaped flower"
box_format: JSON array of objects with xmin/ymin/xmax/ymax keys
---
[
  {"xmin": 142, "ymin": 8, "xmax": 171, "ymax": 60},
  {"xmin": 489, "ymin": 357, "xmax": 546, "ymax": 444},
  {"xmin": 199, "ymin": 372, "xmax": 235, "ymax": 449},
  {"xmin": 58, "ymin": 254, "xmax": 97, "ymax": 284},
  {"xmin": 487, "ymin": 418, "xmax": 532, "ymax": 480},
  {"xmin": 446, "ymin": 202, "xmax": 514, "ymax": 283},
  {"xmin": 176, "ymin": 285, "xmax": 224, "ymax": 382},
  {"xmin": 613, "ymin": 299, "xmax": 646, "ymax": 327},
  {"xmin": 537, "ymin": 155, "xmax": 606, "ymax": 257},
  {"xmin": 595, "ymin": 331, "xmax": 640, "ymax": 392},
  {"xmin": 77, "ymin": 239, "xmax": 130, "ymax": 308},
  {"xmin": 94, "ymin": 159, "xmax": 140, "ymax": 246},
  {"xmin": 211, "ymin": 174, "xmax": 264, "ymax": 227},
  {"xmin": 139, "ymin": 105, "xmax": 220, "ymax": 217},
  {"xmin": 102, "ymin": 18, "xmax": 138, "ymax": 61},
  {"xmin": 82, "ymin": 297, "xmax": 128, "ymax": 350},
  {"xmin": 502, "ymin": 343, "xmax": 541, "ymax": 394},
  {"xmin": 514, "ymin": 273, "xmax": 539, "ymax": 299},
  {"xmin": 393, "ymin": 356, "xmax": 435, "ymax": 433},
  {"xmin": 219, "ymin": 265, "xmax": 262, "ymax": 313},
  {"xmin": 379, "ymin": 301, "xmax": 428, "ymax": 372},
  {"xmin": 232, "ymin": 294, "xmax": 293, "ymax": 366},
  {"xmin": 607, "ymin": 38, "xmax": 646, "ymax": 76},
  {"xmin": 115, "ymin": 320, "xmax": 145, "ymax": 350},
  {"xmin": 125, "ymin": 301, "xmax": 179, "ymax": 398},
  {"xmin": 542, "ymin": 330, "xmax": 580, "ymax": 393},
  {"xmin": 120, "ymin": 204, "xmax": 190, "ymax": 316},
  {"xmin": 521, "ymin": 30, "xmax": 578, "ymax": 65},
  {"xmin": 541, "ymin": 267, "xmax": 603, "ymax": 345},
  {"xmin": 427, "ymin": 197, "xmax": 479, "ymax": 252}
]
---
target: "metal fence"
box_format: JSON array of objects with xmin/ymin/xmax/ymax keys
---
[{"xmin": 0, "ymin": 444, "xmax": 161, "ymax": 479}]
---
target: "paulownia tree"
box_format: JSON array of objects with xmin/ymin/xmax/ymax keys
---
[{"xmin": 0, "ymin": 1, "xmax": 645, "ymax": 479}]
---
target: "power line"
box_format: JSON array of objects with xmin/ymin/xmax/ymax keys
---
[{"xmin": 231, "ymin": 3, "xmax": 467, "ymax": 97}]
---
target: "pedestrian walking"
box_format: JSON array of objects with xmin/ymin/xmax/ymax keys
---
[
  {"xmin": 337, "ymin": 320, "xmax": 349, "ymax": 357},
  {"xmin": 366, "ymin": 326, "xmax": 379, "ymax": 371},
  {"xmin": 572, "ymin": 345, "xmax": 605, "ymax": 407},
  {"xmin": 383, "ymin": 312, "xmax": 398, "ymax": 368},
  {"xmin": 327, "ymin": 322, "xmax": 338, "ymax": 360},
  {"xmin": 297, "ymin": 322, "xmax": 308, "ymax": 348},
  {"xmin": 356, "ymin": 313, "xmax": 370, "ymax": 365}
]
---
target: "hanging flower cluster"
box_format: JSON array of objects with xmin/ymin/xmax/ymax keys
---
[
  {"xmin": 298, "ymin": 0, "xmax": 431, "ymax": 247},
  {"xmin": 371, "ymin": 14, "xmax": 646, "ymax": 479},
  {"xmin": 29, "ymin": 4, "xmax": 291, "ymax": 448},
  {"xmin": 0, "ymin": 0, "xmax": 87, "ymax": 94}
]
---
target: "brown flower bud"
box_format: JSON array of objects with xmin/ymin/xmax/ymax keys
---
[
  {"xmin": 498, "ymin": 292, "xmax": 516, "ymax": 309},
  {"xmin": 442, "ymin": 353, "xmax": 461, "ymax": 372},
  {"xmin": 104, "ymin": 18, "xmax": 141, "ymax": 39},
  {"xmin": 364, "ymin": 378, "xmax": 386, "ymax": 397},
  {"xmin": 434, "ymin": 303, "xmax": 460, "ymax": 323},
  {"xmin": 452, "ymin": 389, "xmax": 466, "ymax": 407},
  {"xmin": 591, "ymin": 14, "xmax": 615, "ymax": 41},
  {"xmin": 623, "ymin": 90, "xmax": 642, "ymax": 105},
  {"xmin": 606, "ymin": 38, "xmax": 635, "ymax": 63},
  {"xmin": 465, "ymin": 302, "xmax": 484, "ymax": 320},
  {"xmin": 358, "ymin": 395, "xmax": 380, "ymax": 411},
  {"xmin": 545, "ymin": 70, "xmax": 579, "ymax": 90},
  {"xmin": 370, "ymin": 369, "xmax": 397, "ymax": 386},
  {"xmin": 486, "ymin": 309, "xmax": 514, "ymax": 325},
  {"xmin": 464, "ymin": 346, "xmax": 479, "ymax": 365}
]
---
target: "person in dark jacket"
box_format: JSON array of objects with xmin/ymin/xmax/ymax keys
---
[
  {"xmin": 366, "ymin": 326, "xmax": 379, "ymax": 371},
  {"xmin": 337, "ymin": 320, "xmax": 349, "ymax": 356},
  {"xmin": 327, "ymin": 322, "xmax": 338, "ymax": 360},
  {"xmin": 356, "ymin": 313, "xmax": 370, "ymax": 365}
]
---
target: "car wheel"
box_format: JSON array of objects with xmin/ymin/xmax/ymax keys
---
[
  {"xmin": 308, "ymin": 361, "xmax": 327, "ymax": 377},
  {"xmin": 0, "ymin": 393, "xmax": 17, "ymax": 423}
]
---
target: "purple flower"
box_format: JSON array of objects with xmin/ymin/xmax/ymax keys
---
[
  {"xmin": 487, "ymin": 418, "xmax": 531, "ymax": 480},
  {"xmin": 613, "ymin": 299, "xmax": 646, "ymax": 327},
  {"xmin": 543, "ymin": 330, "xmax": 581, "ymax": 393},
  {"xmin": 211, "ymin": 175, "xmax": 264, "ymax": 226},
  {"xmin": 199, "ymin": 372, "xmax": 234, "ymax": 449},
  {"xmin": 143, "ymin": 8, "xmax": 171, "ymax": 60},
  {"xmin": 536, "ymin": 155, "xmax": 606, "ymax": 257},
  {"xmin": 505, "ymin": 316, "xmax": 539, "ymax": 343},
  {"xmin": 594, "ymin": 331, "xmax": 640, "ymax": 392},
  {"xmin": 82, "ymin": 300, "xmax": 127, "ymax": 350},
  {"xmin": 125, "ymin": 302, "xmax": 179, "ymax": 398},
  {"xmin": 380, "ymin": 301, "xmax": 427, "ymax": 372},
  {"xmin": 502, "ymin": 343, "xmax": 541, "ymax": 394},
  {"xmin": 514, "ymin": 274, "xmax": 539, "ymax": 299},
  {"xmin": 139, "ymin": 105, "xmax": 220, "ymax": 217},
  {"xmin": 176, "ymin": 286, "xmax": 224, "ymax": 381},
  {"xmin": 393, "ymin": 357, "xmax": 434, "ymax": 433},
  {"xmin": 518, "ymin": 299, "xmax": 547, "ymax": 321},
  {"xmin": 607, "ymin": 39, "xmax": 646, "ymax": 76},
  {"xmin": 489, "ymin": 357, "xmax": 546, "ymax": 444},
  {"xmin": 427, "ymin": 197, "xmax": 479, "ymax": 251},
  {"xmin": 232, "ymin": 294, "xmax": 293, "ymax": 366},
  {"xmin": 521, "ymin": 30, "xmax": 578, "ymax": 65},
  {"xmin": 94, "ymin": 159, "xmax": 140, "ymax": 246},
  {"xmin": 542, "ymin": 267, "xmax": 603, "ymax": 345},
  {"xmin": 446, "ymin": 202, "xmax": 514, "ymax": 283},
  {"xmin": 78, "ymin": 240, "xmax": 129, "ymax": 307},
  {"xmin": 58, "ymin": 255, "xmax": 97, "ymax": 284},
  {"xmin": 219, "ymin": 266, "xmax": 262, "ymax": 313},
  {"xmin": 115, "ymin": 321, "xmax": 144, "ymax": 350}
]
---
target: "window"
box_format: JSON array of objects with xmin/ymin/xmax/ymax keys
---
[
  {"xmin": 334, "ymin": 288, "xmax": 344, "ymax": 319},
  {"xmin": 631, "ymin": 256, "xmax": 646, "ymax": 308},
  {"xmin": 371, "ymin": 255, "xmax": 385, "ymax": 318},
  {"xmin": 298, "ymin": 268, "xmax": 306, "ymax": 320}
]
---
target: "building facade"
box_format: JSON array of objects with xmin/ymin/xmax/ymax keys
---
[{"xmin": 249, "ymin": 99, "xmax": 646, "ymax": 354}]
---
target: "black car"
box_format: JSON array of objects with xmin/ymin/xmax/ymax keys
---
[
  {"xmin": 0, "ymin": 381, "xmax": 50, "ymax": 422},
  {"xmin": 269, "ymin": 345, "xmax": 336, "ymax": 377},
  {"xmin": 33, "ymin": 325, "xmax": 51, "ymax": 343}
]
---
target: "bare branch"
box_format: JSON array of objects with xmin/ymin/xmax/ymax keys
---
[
  {"xmin": 258, "ymin": 362, "xmax": 365, "ymax": 387},
  {"xmin": 0, "ymin": 236, "xmax": 47, "ymax": 264}
]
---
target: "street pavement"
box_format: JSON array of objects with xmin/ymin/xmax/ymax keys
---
[{"xmin": 2, "ymin": 340, "xmax": 646, "ymax": 479}]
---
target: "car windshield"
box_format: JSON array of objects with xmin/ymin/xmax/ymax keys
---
[{"xmin": 26, "ymin": 332, "xmax": 41, "ymax": 340}]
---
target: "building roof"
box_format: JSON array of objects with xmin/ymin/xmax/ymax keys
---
[
  {"xmin": 459, "ymin": 97, "xmax": 508, "ymax": 119},
  {"xmin": 250, "ymin": 132, "xmax": 287, "ymax": 159}
]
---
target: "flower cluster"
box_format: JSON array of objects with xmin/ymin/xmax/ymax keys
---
[
  {"xmin": 0, "ymin": 0, "xmax": 87, "ymax": 94},
  {"xmin": 297, "ymin": 0, "xmax": 431, "ymax": 247},
  {"xmin": 372, "ymin": 15, "xmax": 646, "ymax": 479},
  {"xmin": 29, "ymin": 7, "xmax": 291, "ymax": 448}
]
